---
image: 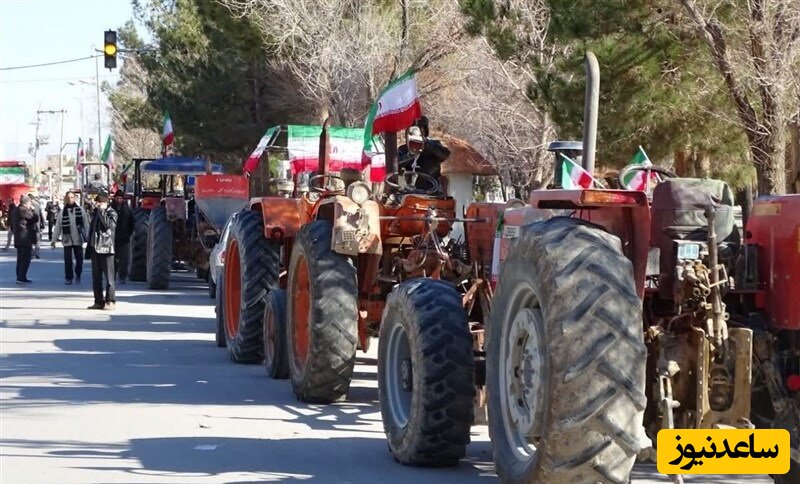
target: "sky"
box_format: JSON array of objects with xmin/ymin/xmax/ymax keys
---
[{"xmin": 0, "ymin": 0, "xmax": 138, "ymax": 171}]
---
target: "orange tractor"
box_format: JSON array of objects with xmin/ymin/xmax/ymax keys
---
[
  {"xmin": 222, "ymin": 119, "xmax": 508, "ymax": 464},
  {"xmin": 482, "ymin": 53, "xmax": 799, "ymax": 483}
]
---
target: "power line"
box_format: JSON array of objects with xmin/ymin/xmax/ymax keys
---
[{"xmin": 0, "ymin": 55, "xmax": 102, "ymax": 71}]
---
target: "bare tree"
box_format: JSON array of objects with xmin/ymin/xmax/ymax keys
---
[
  {"xmin": 219, "ymin": 0, "xmax": 465, "ymax": 125},
  {"xmin": 677, "ymin": 0, "xmax": 800, "ymax": 194},
  {"xmin": 428, "ymin": 0, "xmax": 558, "ymax": 195}
]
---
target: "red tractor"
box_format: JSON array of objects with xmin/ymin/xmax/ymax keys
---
[{"xmin": 484, "ymin": 53, "xmax": 799, "ymax": 483}]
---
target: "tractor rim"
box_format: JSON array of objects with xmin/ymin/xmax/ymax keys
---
[
  {"xmin": 264, "ymin": 301, "xmax": 276, "ymax": 365},
  {"xmin": 292, "ymin": 254, "xmax": 311, "ymax": 373},
  {"xmin": 384, "ymin": 318, "xmax": 413, "ymax": 429},
  {"xmin": 224, "ymin": 240, "xmax": 241, "ymax": 340},
  {"xmin": 499, "ymin": 283, "xmax": 546, "ymax": 463}
]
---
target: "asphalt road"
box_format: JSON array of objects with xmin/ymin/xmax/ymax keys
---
[{"xmin": 0, "ymin": 236, "xmax": 770, "ymax": 483}]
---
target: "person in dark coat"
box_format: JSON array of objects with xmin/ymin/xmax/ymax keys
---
[
  {"xmin": 111, "ymin": 190, "xmax": 135, "ymax": 283},
  {"xmin": 13, "ymin": 197, "xmax": 39, "ymax": 284},
  {"xmin": 86, "ymin": 191, "xmax": 118, "ymax": 310},
  {"xmin": 3, "ymin": 197, "xmax": 17, "ymax": 250},
  {"xmin": 45, "ymin": 199, "xmax": 60, "ymax": 240},
  {"xmin": 27, "ymin": 194, "xmax": 44, "ymax": 259},
  {"xmin": 396, "ymin": 116, "xmax": 451, "ymax": 192}
]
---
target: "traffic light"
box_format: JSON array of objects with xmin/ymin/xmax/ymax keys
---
[{"xmin": 104, "ymin": 30, "xmax": 117, "ymax": 69}]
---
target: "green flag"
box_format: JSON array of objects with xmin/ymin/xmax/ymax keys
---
[{"xmin": 100, "ymin": 135, "xmax": 114, "ymax": 171}]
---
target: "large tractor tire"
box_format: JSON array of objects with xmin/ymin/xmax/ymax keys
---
[
  {"xmin": 379, "ymin": 278, "xmax": 474, "ymax": 466},
  {"xmin": 286, "ymin": 220, "xmax": 358, "ymax": 403},
  {"xmin": 223, "ymin": 210, "xmax": 279, "ymax": 363},
  {"xmin": 146, "ymin": 206, "xmax": 173, "ymax": 290},
  {"xmin": 130, "ymin": 207, "xmax": 150, "ymax": 282},
  {"xmin": 263, "ymin": 289, "xmax": 289, "ymax": 379},
  {"xmin": 215, "ymin": 276, "xmax": 226, "ymax": 348},
  {"xmin": 487, "ymin": 217, "xmax": 648, "ymax": 484}
]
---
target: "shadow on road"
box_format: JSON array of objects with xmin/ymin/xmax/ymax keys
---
[{"xmin": 0, "ymin": 436, "xmax": 495, "ymax": 483}]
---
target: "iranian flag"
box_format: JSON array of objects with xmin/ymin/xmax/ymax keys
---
[
  {"xmin": 287, "ymin": 125, "xmax": 364, "ymax": 174},
  {"xmin": 0, "ymin": 166, "xmax": 25, "ymax": 184},
  {"xmin": 76, "ymin": 138, "xmax": 85, "ymax": 172},
  {"xmin": 243, "ymin": 126, "xmax": 277, "ymax": 175},
  {"xmin": 362, "ymin": 70, "xmax": 422, "ymax": 182},
  {"xmin": 100, "ymin": 134, "xmax": 114, "ymax": 171},
  {"xmin": 621, "ymin": 146, "xmax": 658, "ymax": 191},
  {"xmin": 560, "ymin": 154, "xmax": 594, "ymax": 189},
  {"xmin": 162, "ymin": 111, "xmax": 174, "ymax": 149}
]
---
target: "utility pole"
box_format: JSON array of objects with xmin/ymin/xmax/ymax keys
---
[
  {"xmin": 34, "ymin": 109, "xmax": 67, "ymax": 196},
  {"xmin": 95, "ymin": 54, "xmax": 102, "ymax": 149}
]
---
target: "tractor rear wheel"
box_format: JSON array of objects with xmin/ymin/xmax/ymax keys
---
[
  {"xmin": 146, "ymin": 206, "xmax": 172, "ymax": 290},
  {"xmin": 286, "ymin": 220, "xmax": 358, "ymax": 403},
  {"xmin": 378, "ymin": 278, "xmax": 474, "ymax": 466},
  {"xmin": 263, "ymin": 289, "xmax": 289, "ymax": 379},
  {"xmin": 223, "ymin": 210, "xmax": 279, "ymax": 363},
  {"xmin": 215, "ymin": 276, "xmax": 225, "ymax": 348},
  {"xmin": 487, "ymin": 217, "xmax": 648, "ymax": 484},
  {"xmin": 130, "ymin": 207, "xmax": 150, "ymax": 282}
]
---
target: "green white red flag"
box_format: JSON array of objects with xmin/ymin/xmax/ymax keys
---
[
  {"xmin": 560, "ymin": 154, "xmax": 594, "ymax": 189},
  {"xmin": 362, "ymin": 70, "xmax": 422, "ymax": 182},
  {"xmin": 242, "ymin": 125, "xmax": 365, "ymax": 176},
  {"xmin": 100, "ymin": 134, "xmax": 114, "ymax": 171},
  {"xmin": 287, "ymin": 125, "xmax": 363, "ymax": 174},
  {"xmin": 0, "ymin": 166, "xmax": 25, "ymax": 184},
  {"xmin": 621, "ymin": 146, "xmax": 658, "ymax": 191},
  {"xmin": 162, "ymin": 111, "xmax": 174, "ymax": 154},
  {"xmin": 76, "ymin": 138, "xmax": 85, "ymax": 172}
]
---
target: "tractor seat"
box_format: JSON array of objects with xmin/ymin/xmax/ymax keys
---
[{"xmin": 651, "ymin": 178, "xmax": 738, "ymax": 245}]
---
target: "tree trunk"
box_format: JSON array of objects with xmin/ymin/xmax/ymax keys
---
[
  {"xmin": 751, "ymin": 123, "xmax": 786, "ymax": 196},
  {"xmin": 789, "ymin": 120, "xmax": 799, "ymax": 194}
]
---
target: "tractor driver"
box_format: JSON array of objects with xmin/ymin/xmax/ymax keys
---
[{"xmin": 397, "ymin": 116, "xmax": 450, "ymax": 193}]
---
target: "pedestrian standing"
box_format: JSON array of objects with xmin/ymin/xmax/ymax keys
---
[
  {"xmin": 28, "ymin": 194, "xmax": 44, "ymax": 259},
  {"xmin": 86, "ymin": 192, "xmax": 118, "ymax": 310},
  {"xmin": 13, "ymin": 197, "xmax": 38, "ymax": 284},
  {"xmin": 51, "ymin": 191, "xmax": 89, "ymax": 285},
  {"xmin": 2, "ymin": 197, "xmax": 17, "ymax": 251},
  {"xmin": 110, "ymin": 190, "xmax": 134, "ymax": 283},
  {"xmin": 45, "ymin": 199, "xmax": 60, "ymax": 240}
]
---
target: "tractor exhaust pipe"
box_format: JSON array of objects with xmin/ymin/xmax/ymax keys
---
[{"xmin": 582, "ymin": 52, "xmax": 599, "ymax": 174}]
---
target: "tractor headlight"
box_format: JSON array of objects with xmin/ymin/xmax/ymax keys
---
[{"xmin": 347, "ymin": 182, "xmax": 371, "ymax": 205}]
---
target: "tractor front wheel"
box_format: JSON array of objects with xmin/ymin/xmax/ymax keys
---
[
  {"xmin": 223, "ymin": 210, "xmax": 279, "ymax": 363},
  {"xmin": 487, "ymin": 217, "xmax": 648, "ymax": 484},
  {"xmin": 286, "ymin": 220, "xmax": 358, "ymax": 403},
  {"xmin": 263, "ymin": 289, "xmax": 289, "ymax": 379},
  {"xmin": 378, "ymin": 278, "xmax": 474, "ymax": 466},
  {"xmin": 130, "ymin": 207, "xmax": 150, "ymax": 281},
  {"xmin": 146, "ymin": 206, "xmax": 172, "ymax": 290}
]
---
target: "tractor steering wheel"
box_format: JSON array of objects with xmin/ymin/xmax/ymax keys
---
[
  {"xmin": 309, "ymin": 174, "xmax": 345, "ymax": 193},
  {"xmin": 384, "ymin": 171, "xmax": 440, "ymax": 196},
  {"xmin": 617, "ymin": 165, "xmax": 677, "ymax": 190}
]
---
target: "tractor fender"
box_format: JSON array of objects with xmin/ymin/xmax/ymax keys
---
[
  {"xmin": 255, "ymin": 197, "xmax": 304, "ymax": 241},
  {"xmin": 332, "ymin": 195, "xmax": 381, "ymax": 256}
]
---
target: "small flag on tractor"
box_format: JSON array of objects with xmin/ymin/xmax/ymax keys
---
[
  {"xmin": 362, "ymin": 70, "xmax": 422, "ymax": 182},
  {"xmin": 622, "ymin": 146, "xmax": 658, "ymax": 191},
  {"xmin": 76, "ymin": 138, "xmax": 85, "ymax": 172},
  {"xmin": 100, "ymin": 134, "xmax": 114, "ymax": 172},
  {"xmin": 559, "ymin": 154, "xmax": 594, "ymax": 189},
  {"xmin": 162, "ymin": 111, "xmax": 174, "ymax": 156}
]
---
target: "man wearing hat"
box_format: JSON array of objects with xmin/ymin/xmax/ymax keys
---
[
  {"xmin": 111, "ymin": 190, "xmax": 135, "ymax": 283},
  {"xmin": 86, "ymin": 191, "xmax": 118, "ymax": 310}
]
